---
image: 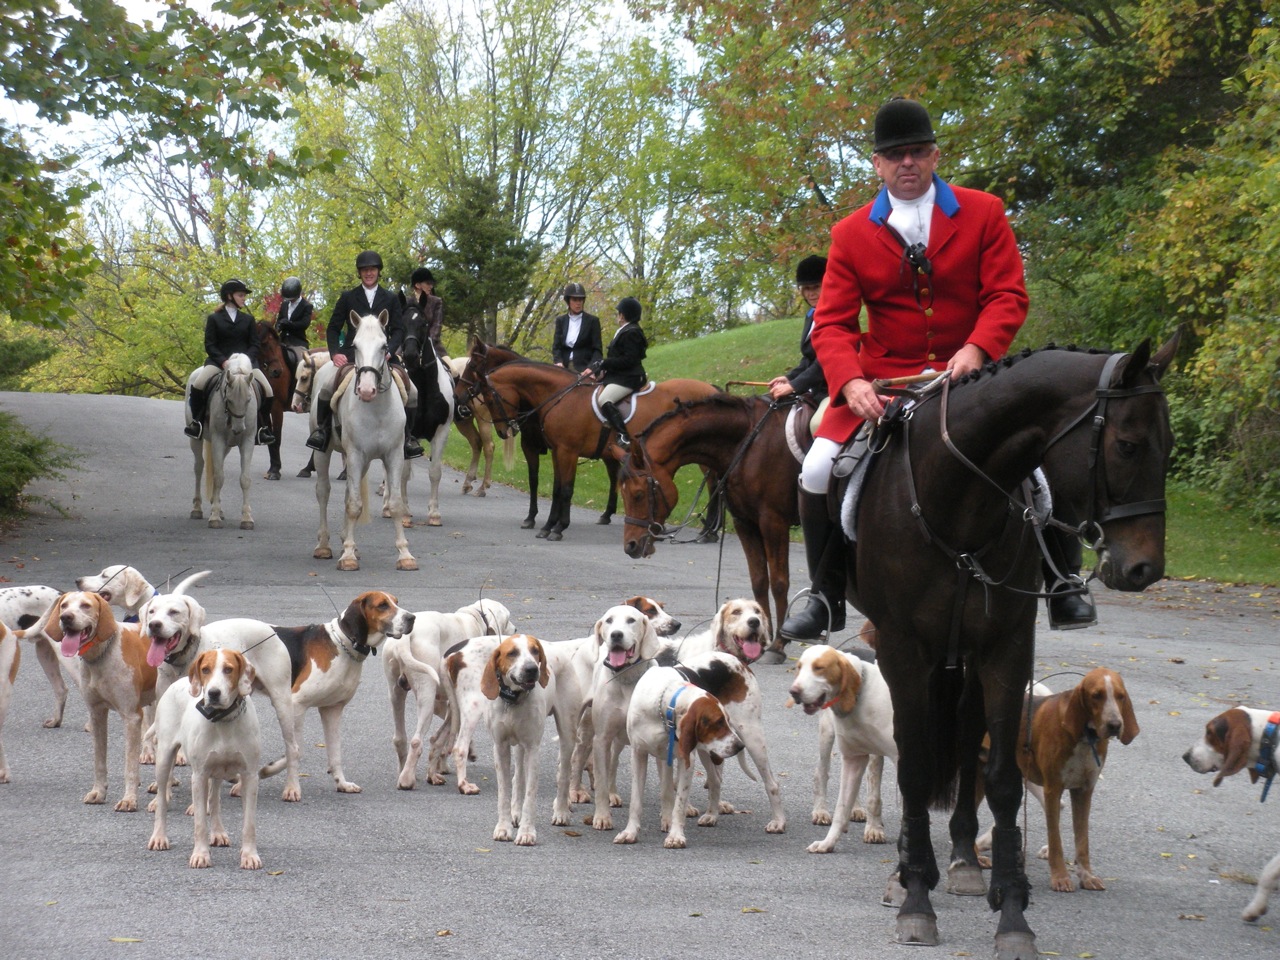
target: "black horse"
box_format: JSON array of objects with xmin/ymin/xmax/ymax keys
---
[{"xmin": 848, "ymin": 337, "xmax": 1176, "ymax": 958}]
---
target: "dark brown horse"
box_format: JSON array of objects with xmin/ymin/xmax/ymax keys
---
[
  {"xmin": 255, "ymin": 321, "xmax": 295, "ymax": 481},
  {"xmin": 851, "ymin": 338, "xmax": 1176, "ymax": 958},
  {"xmin": 460, "ymin": 341, "xmax": 721, "ymax": 540},
  {"xmin": 616, "ymin": 394, "xmax": 801, "ymax": 643}
]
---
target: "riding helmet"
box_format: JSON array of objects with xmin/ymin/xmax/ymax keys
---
[
  {"xmin": 616, "ymin": 297, "xmax": 642, "ymax": 323},
  {"xmin": 219, "ymin": 278, "xmax": 251, "ymax": 302},
  {"xmin": 411, "ymin": 266, "xmax": 436, "ymax": 286},
  {"xmin": 563, "ymin": 282, "xmax": 587, "ymax": 303},
  {"xmin": 355, "ymin": 250, "xmax": 384, "ymax": 271},
  {"xmin": 280, "ymin": 276, "xmax": 302, "ymax": 299},
  {"xmin": 795, "ymin": 255, "xmax": 827, "ymax": 286},
  {"xmin": 872, "ymin": 97, "xmax": 936, "ymax": 153}
]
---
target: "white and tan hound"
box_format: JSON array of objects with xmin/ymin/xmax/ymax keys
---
[
  {"xmin": 0, "ymin": 584, "xmax": 70, "ymax": 756},
  {"xmin": 41, "ymin": 592, "xmax": 157, "ymax": 811},
  {"xmin": 1184, "ymin": 705, "xmax": 1280, "ymax": 921},
  {"xmin": 147, "ymin": 649, "xmax": 262, "ymax": 869},
  {"xmin": 663, "ymin": 598, "xmax": 770, "ymax": 664},
  {"xmin": 481, "ymin": 634, "xmax": 551, "ymax": 845},
  {"xmin": 614, "ymin": 665, "xmax": 743, "ymax": 848},
  {"xmin": 787, "ymin": 644, "xmax": 897, "ymax": 851}
]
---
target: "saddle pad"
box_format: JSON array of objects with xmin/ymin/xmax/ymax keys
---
[
  {"xmin": 332, "ymin": 364, "xmax": 409, "ymax": 407},
  {"xmin": 783, "ymin": 397, "xmax": 826, "ymax": 465},
  {"xmin": 590, "ymin": 381, "xmax": 657, "ymax": 424},
  {"xmin": 838, "ymin": 426, "xmax": 877, "ymax": 543}
]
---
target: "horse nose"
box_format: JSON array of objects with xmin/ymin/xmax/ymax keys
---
[
  {"xmin": 1124, "ymin": 560, "xmax": 1162, "ymax": 590},
  {"xmin": 624, "ymin": 539, "xmax": 642, "ymax": 559}
]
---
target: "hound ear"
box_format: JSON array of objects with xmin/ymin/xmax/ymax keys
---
[
  {"xmin": 42, "ymin": 595, "xmax": 67, "ymax": 644},
  {"xmin": 339, "ymin": 601, "xmax": 369, "ymax": 649},
  {"xmin": 188, "ymin": 655, "xmax": 205, "ymax": 698},
  {"xmin": 1116, "ymin": 679, "xmax": 1140, "ymax": 745},
  {"xmin": 593, "ymin": 616, "xmax": 606, "ymax": 647},
  {"xmin": 92, "ymin": 595, "xmax": 118, "ymax": 644},
  {"xmin": 638, "ymin": 616, "xmax": 660, "ymax": 659},
  {"xmin": 480, "ymin": 646, "xmax": 502, "ymax": 701},
  {"xmin": 1215, "ymin": 713, "xmax": 1255, "ymax": 785},
  {"xmin": 834, "ymin": 654, "xmax": 862, "ymax": 715},
  {"xmin": 532, "ymin": 638, "xmax": 550, "ymax": 688},
  {"xmin": 238, "ymin": 657, "xmax": 257, "ymax": 698},
  {"xmin": 677, "ymin": 703, "xmax": 698, "ymax": 764},
  {"xmin": 123, "ymin": 575, "xmax": 150, "ymax": 611},
  {"xmin": 1064, "ymin": 681, "xmax": 1091, "ymax": 742},
  {"xmin": 188, "ymin": 599, "xmax": 206, "ymax": 638}
]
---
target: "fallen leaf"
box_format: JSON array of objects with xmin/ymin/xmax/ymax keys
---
[
  {"xmin": 45, "ymin": 901, "xmax": 57, "ymax": 906},
  {"xmin": 109, "ymin": 937, "xmax": 143, "ymax": 943},
  {"xmin": 267, "ymin": 870, "xmax": 284, "ymax": 876},
  {"xmin": 475, "ymin": 848, "xmax": 491, "ymax": 853},
  {"xmin": 690, "ymin": 912, "xmax": 703, "ymax": 917},
  {"xmin": 563, "ymin": 830, "xmax": 582, "ymax": 837},
  {"xmin": 1178, "ymin": 914, "xmax": 1206, "ymax": 921},
  {"xmin": 742, "ymin": 906, "xmax": 766, "ymax": 914},
  {"xmin": 436, "ymin": 930, "xmax": 452, "ymax": 937}
]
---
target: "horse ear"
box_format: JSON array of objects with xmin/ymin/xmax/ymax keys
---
[
  {"xmin": 1117, "ymin": 339, "xmax": 1152, "ymax": 390},
  {"xmin": 348, "ymin": 310, "xmax": 362, "ymax": 327},
  {"xmin": 1148, "ymin": 326, "xmax": 1182, "ymax": 381},
  {"xmin": 377, "ymin": 309, "xmax": 390, "ymax": 329}
]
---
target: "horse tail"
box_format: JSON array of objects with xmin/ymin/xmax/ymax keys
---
[
  {"xmin": 502, "ymin": 433, "xmax": 516, "ymax": 471},
  {"xmin": 358, "ymin": 476, "xmax": 371, "ymax": 524},
  {"xmin": 926, "ymin": 662, "xmax": 967, "ymax": 810}
]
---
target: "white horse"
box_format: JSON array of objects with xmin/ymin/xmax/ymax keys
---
[
  {"xmin": 311, "ymin": 311, "xmax": 416, "ymax": 571},
  {"xmin": 187, "ymin": 353, "xmax": 257, "ymax": 530}
]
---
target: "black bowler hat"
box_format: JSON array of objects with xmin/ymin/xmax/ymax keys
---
[
  {"xmin": 873, "ymin": 98, "xmax": 936, "ymax": 152},
  {"xmin": 616, "ymin": 297, "xmax": 642, "ymax": 323},
  {"xmin": 410, "ymin": 266, "xmax": 436, "ymax": 286},
  {"xmin": 795, "ymin": 255, "xmax": 827, "ymax": 286}
]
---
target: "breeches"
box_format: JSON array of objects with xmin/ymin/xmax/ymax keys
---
[
  {"xmin": 800, "ymin": 437, "xmax": 843, "ymax": 495},
  {"xmin": 597, "ymin": 383, "xmax": 633, "ymax": 406},
  {"xmin": 191, "ymin": 364, "xmax": 273, "ymax": 398}
]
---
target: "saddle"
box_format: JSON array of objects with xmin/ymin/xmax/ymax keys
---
[
  {"xmin": 783, "ymin": 394, "xmax": 824, "ymax": 464},
  {"xmin": 589, "ymin": 381, "xmax": 657, "ymax": 424}
]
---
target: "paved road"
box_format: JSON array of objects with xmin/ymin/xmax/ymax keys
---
[{"xmin": 0, "ymin": 391, "xmax": 1277, "ymax": 960}]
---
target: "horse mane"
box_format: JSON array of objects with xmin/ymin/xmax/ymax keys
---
[
  {"xmin": 951, "ymin": 343, "xmax": 1111, "ymax": 388},
  {"xmin": 636, "ymin": 392, "xmax": 749, "ymax": 439}
]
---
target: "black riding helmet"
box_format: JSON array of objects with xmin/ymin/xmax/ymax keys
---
[
  {"xmin": 563, "ymin": 281, "xmax": 587, "ymax": 303},
  {"xmin": 410, "ymin": 266, "xmax": 435, "ymax": 286},
  {"xmin": 220, "ymin": 278, "xmax": 250, "ymax": 302},
  {"xmin": 280, "ymin": 276, "xmax": 302, "ymax": 299},
  {"xmin": 355, "ymin": 250, "xmax": 383, "ymax": 272}
]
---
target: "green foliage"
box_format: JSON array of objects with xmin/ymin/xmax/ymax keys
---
[
  {"xmin": 0, "ymin": 410, "xmax": 72, "ymax": 516},
  {"xmin": 0, "ymin": 318, "xmax": 58, "ymax": 388}
]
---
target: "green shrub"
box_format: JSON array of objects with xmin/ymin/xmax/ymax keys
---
[{"xmin": 0, "ymin": 411, "xmax": 73, "ymax": 516}]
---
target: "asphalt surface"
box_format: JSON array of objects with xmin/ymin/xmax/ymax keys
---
[{"xmin": 0, "ymin": 390, "xmax": 1278, "ymax": 960}]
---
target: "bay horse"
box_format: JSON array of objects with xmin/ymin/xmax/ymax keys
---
[
  {"xmin": 310, "ymin": 311, "xmax": 416, "ymax": 571},
  {"xmin": 186, "ymin": 353, "xmax": 258, "ymax": 530},
  {"xmin": 254, "ymin": 321, "xmax": 295, "ymax": 481},
  {"xmin": 850, "ymin": 338, "xmax": 1176, "ymax": 958},
  {"xmin": 460, "ymin": 341, "xmax": 721, "ymax": 541},
  {"xmin": 399, "ymin": 303, "xmax": 455, "ymax": 527},
  {"xmin": 616, "ymin": 394, "xmax": 800, "ymax": 642},
  {"xmin": 289, "ymin": 347, "xmax": 330, "ymax": 479}
]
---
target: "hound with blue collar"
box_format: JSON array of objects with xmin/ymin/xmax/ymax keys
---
[{"xmin": 613, "ymin": 665, "xmax": 743, "ymax": 849}]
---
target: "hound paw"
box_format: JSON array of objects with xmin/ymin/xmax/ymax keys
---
[
  {"xmin": 697, "ymin": 813, "xmax": 718, "ymax": 827},
  {"xmin": 765, "ymin": 817, "xmax": 787, "ymax": 834},
  {"xmin": 113, "ymin": 796, "xmax": 138, "ymax": 813},
  {"xmin": 282, "ymin": 783, "xmax": 302, "ymax": 802},
  {"xmin": 240, "ymin": 850, "xmax": 263, "ymax": 870},
  {"xmin": 336, "ymin": 780, "xmax": 362, "ymax": 794},
  {"xmin": 614, "ymin": 829, "xmax": 638, "ymax": 844},
  {"xmin": 863, "ymin": 825, "xmax": 887, "ymax": 844},
  {"xmin": 663, "ymin": 834, "xmax": 688, "ymax": 849},
  {"xmin": 83, "ymin": 787, "xmax": 107, "ymax": 805},
  {"xmin": 493, "ymin": 824, "xmax": 514, "ymax": 842},
  {"xmin": 147, "ymin": 834, "xmax": 170, "ymax": 851},
  {"xmin": 850, "ymin": 805, "xmax": 868, "ymax": 823},
  {"xmin": 515, "ymin": 830, "xmax": 537, "ymax": 847},
  {"xmin": 189, "ymin": 850, "xmax": 212, "ymax": 869},
  {"xmin": 459, "ymin": 780, "xmax": 480, "ymax": 796},
  {"xmin": 807, "ymin": 840, "xmax": 836, "ymax": 854},
  {"xmin": 590, "ymin": 812, "xmax": 614, "ymax": 831},
  {"xmin": 210, "ymin": 831, "xmax": 230, "ymax": 847}
]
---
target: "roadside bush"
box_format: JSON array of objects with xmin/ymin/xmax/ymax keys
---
[{"xmin": 0, "ymin": 411, "xmax": 72, "ymax": 516}]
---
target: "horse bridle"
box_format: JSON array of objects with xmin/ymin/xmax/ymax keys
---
[
  {"xmin": 295, "ymin": 352, "xmax": 322, "ymax": 409},
  {"xmin": 218, "ymin": 367, "xmax": 252, "ymax": 431},
  {"xmin": 458, "ymin": 369, "xmax": 524, "ymax": 436},
  {"xmin": 354, "ymin": 347, "xmax": 391, "ymax": 396}
]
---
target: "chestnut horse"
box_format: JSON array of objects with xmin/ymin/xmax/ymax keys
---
[
  {"xmin": 850, "ymin": 339, "xmax": 1176, "ymax": 958},
  {"xmin": 460, "ymin": 341, "xmax": 720, "ymax": 541},
  {"xmin": 616, "ymin": 394, "xmax": 800, "ymax": 643},
  {"xmin": 254, "ymin": 321, "xmax": 295, "ymax": 481}
]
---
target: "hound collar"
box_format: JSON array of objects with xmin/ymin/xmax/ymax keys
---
[
  {"xmin": 331, "ymin": 621, "xmax": 374, "ymax": 660},
  {"xmin": 664, "ymin": 684, "xmax": 695, "ymax": 767},
  {"xmin": 196, "ymin": 695, "xmax": 247, "ymax": 723},
  {"xmin": 1256, "ymin": 711, "xmax": 1280, "ymax": 802},
  {"xmin": 496, "ymin": 666, "xmax": 531, "ymax": 705}
]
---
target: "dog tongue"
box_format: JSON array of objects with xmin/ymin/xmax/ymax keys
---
[
  {"xmin": 607, "ymin": 648, "xmax": 630, "ymax": 668},
  {"xmin": 61, "ymin": 630, "xmax": 89, "ymax": 657},
  {"xmin": 146, "ymin": 637, "xmax": 177, "ymax": 668},
  {"xmin": 742, "ymin": 640, "xmax": 763, "ymax": 662}
]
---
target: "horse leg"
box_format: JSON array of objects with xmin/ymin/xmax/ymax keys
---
[
  {"xmin": 189, "ymin": 438, "xmax": 204, "ymax": 520},
  {"xmin": 542, "ymin": 453, "xmax": 574, "ymax": 541},
  {"xmin": 946, "ymin": 667, "xmax": 989, "ymax": 896},
  {"xmin": 761, "ymin": 513, "xmax": 793, "ymax": 647},
  {"xmin": 735, "ymin": 521, "xmax": 775, "ymax": 641},
  {"xmin": 338, "ymin": 455, "xmax": 366, "ymax": 571},
  {"xmin": 597, "ymin": 457, "xmax": 618, "ymax": 524},
  {"xmin": 478, "ymin": 421, "xmax": 495, "ymax": 496},
  {"xmin": 387, "ymin": 450, "xmax": 417, "ymax": 571},
  {"xmin": 521, "ymin": 434, "xmax": 539, "ymax": 529},
  {"xmin": 424, "ymin": 426, "xmax": 446, "ymax": 526},
  {"xmin": 313, "ymin": 449, "xmax": 334, "ymax": 560},
  {"xmin": 457, "ymin": 418, "xmax": 481, "ymax": 495},
  {"xmin": 265, "ymin": 435, "xmax": 282, "ymax": 480},
  {"xmin": 238, "ymin": 437, "xmax": 255, "ymax": 530},
  {"xmin": 208, "ymin": 439, "xmax": 226, "ymax": 528},
  {"xmin": 982, "ymin": 644, "xmax": 1037, "ymax": 960}
]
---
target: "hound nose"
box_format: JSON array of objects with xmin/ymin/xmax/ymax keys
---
[
  {"xmin": 748, "ymin": 617, "xmax": 761, "ymax": 631},
  {"xmin": 1104, "ymin": 719, "xmax": 1123, "ymax": 738},
  {"xmin": 206, "ymin": 687, "xmax": 222, "ymax": 703},
  {"xmin": 610, "ymin": 630, "xmax": 623, "ymax": 643},
  {"xmin": 519, "ymin": 664, "xmax": 539, "ymax": 684}
]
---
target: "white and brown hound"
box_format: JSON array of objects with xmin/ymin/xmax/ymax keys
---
[
  {"xmin": 614, "ymin": 665, "xmax": 743, "ymax": 848},
  {"xmin": 1184, "ymin": 706, "xmax": 1280, "ymax": 921},
  {"xmin": 787, "ymin": 643, "xmax": 897, "ymax": 851},
  {"xmin": 147, "ymin": 649, "xmax": 262, "ymax": 869},
  {"xmin": 0, "ymin": 584, "xmax": 76, "ymax": 731},
  {"xmin": 481, "ymin": 634, "xmax": 551, "ymax": 845}
]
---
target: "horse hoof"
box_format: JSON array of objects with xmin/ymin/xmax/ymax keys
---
[
  {"xmin": 535, "ymin": 528, "xmax": 550, "ymax": 539},
  {"xmin": 264, "ymin": 471, "xmax": 280, "ymax": 481},
  {"xmin": 547, "ymin": 531, "xmax": 563, "ymax": 542},
  {"xmin": 208, "ymin": 519, "xmax": 223, "ymax": 529},
  {"xmin": 296, "ymin": 469, "xmax": 312, "ymax": 479},
  {"xmin": 895, "ymin": 914, "xmax": 939, "ymax": 946},
  {"xmin": 521, "ymin": 519, "xmax": 535, "ymax": 530},
  {"xmin": 190, "ymin": 510, "xmax": 203, "ymax": 520},
  {"xmin": 596, "ymin": 515, "xmax": 611, "ymax": 525},
  {"xmin": 382, "ymin": 507, "xmax": 393, "ymax": 519},
  {"xmin": 314, "ymin": 548, "xmax": 333, "ymax": 560},
  {"xmin": 994, "ymin": 931, "xmax": 1037, "ymax": 960},
  {"xmin": 337, "ymin": 558, "xmax": 359, "ymax": 572},
  {"xmin": 882, "ymin": 874, "xmax": 907, "ymax": 908},
  {"xmin": 400, "ymin": 517, "xmax": 412, "ymax": 529},
  {"xmin": 946, "ymin": 863, "xmax": 987, "ymax": 896},
  {"xmin": 427, "ymin": 516, "xmax": 442, "ymax": 527},
  {"xmin": 240, "ymin": 521, "xmax": 254, "ymax": 531},
  {"xmin": 396, "ymin": 559, "xmax": 419, "ymax": 571},
  {"xmin": 757, "ymin": 647, "xmax": 788, "ymax": 665}
]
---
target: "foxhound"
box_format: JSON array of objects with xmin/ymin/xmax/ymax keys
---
[
  {"xmin": 76, "ymin": 564, "xmax": 160, "ymax": 621},
  {"xmin": 147, "ymin": 649, "xmax": 262, "ymax": 869},
  {"xmin": 1184, "ymin": 706, "xmax": 1280, "ymax": 921},
  {"xmin": 586, "ymin": 604, "xmax": 665, "ymax": 830},
  {"xmin": 977, "ymin": 667, "xmax": 1140, "ymax": 892},
  {"xmin": 40, "ymin": 592, "xmax": 157, "ymax": 811},
  {"xmin": 787, "ymin": 644, "xmax": 897, "ymax": 851},
  {"xmin": 0, "ymin": 583, "xmax": 71, "ymax": 741},
  {"xmin": 662, "ymin": 598, "xmax": 770, "ymax": 664},
  {"xmin": 481, "ymin": 634, "xmax": 552, "ymax": 845},
  {"xmin": 260, "ymin": 591, "xmax": 414, "ymax": 794},
  {"xmin": 613, "ymin": 665, "xmax": 743, "ymax": 848},
  {"xmin": 383, "ymin": 598, "xmax": 511, "ymax": 790},
  {"xmin": 136, "ymin": 573, "xmax": 303, "ymax": 800}
]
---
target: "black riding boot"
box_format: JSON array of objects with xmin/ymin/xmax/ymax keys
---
[
  {"xmin": 601, "ymin": 401, "xmax": 631, "ymax": 449},
  {"xmin": 184, "ymin": 386, "xmax": 207, "ymax": 439},
  {"xmin": 403, "ymin": 416, "xmax": 424, "ymax": 460},
  {"xmin": 1043, "ymin": 524, "xmax": 1096, "ymax": 629},
  {"xmin": 306, "ymin": 398, "xmax": 333, "ymax": 451},
  {"xmin": 779, "ymin": 489, "xmax": 847, "ymax": 641},
  {"xmin": 255, "ymin": 399, "xmax": 276, "ymax": 446}
]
